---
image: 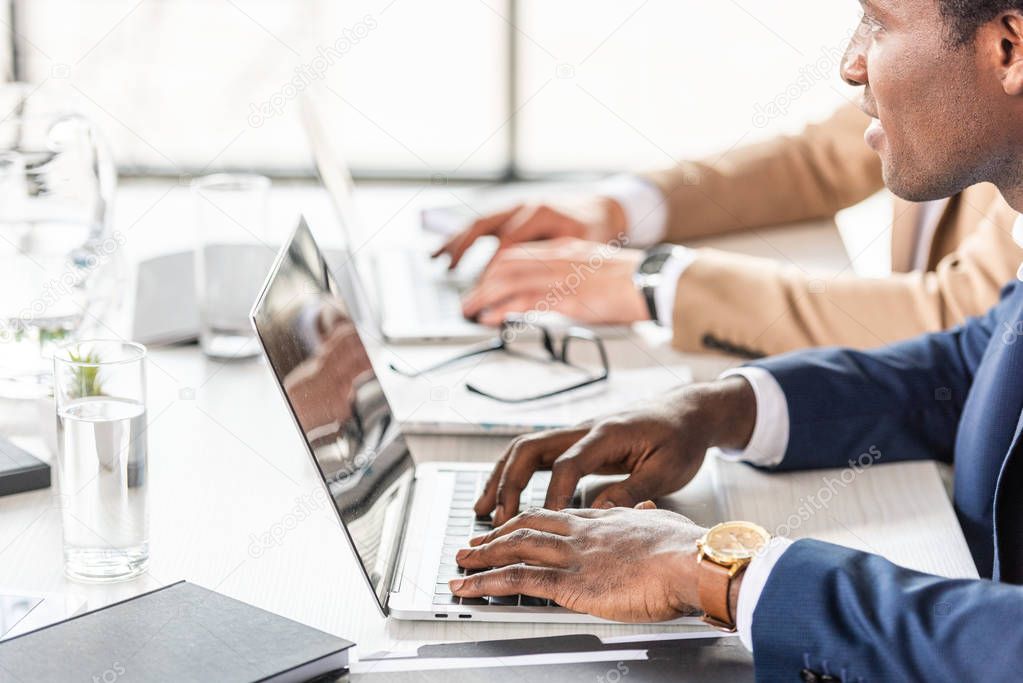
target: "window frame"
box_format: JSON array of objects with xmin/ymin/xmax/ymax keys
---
[{"xmin": 2, "ymin": 0, "xmax": 14, "ymax": 82}]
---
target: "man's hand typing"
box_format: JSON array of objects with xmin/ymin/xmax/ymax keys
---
[
  {"xmin": 474, "ymin": 377, "xmax": 758, "ymax": 526},
  {"xmin": 451, "ymin": 506, "xmax": 732, "ymax": 623}
]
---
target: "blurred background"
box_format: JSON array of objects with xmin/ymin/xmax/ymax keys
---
[
  {"xmin": 0, "ymin": 0, "xmax": 891, "ymax": 418},
  {"xmin": 1, "ymin": 0, "xmax": 863, "ymax": 179}
]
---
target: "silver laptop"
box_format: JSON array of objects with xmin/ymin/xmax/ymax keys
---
[
  {"xmin": 251, "ymin": 218, "xmax": 700, "ymax": 624},
  {"xmin": 301, "ymin": 97, "xmax": 630, "ymax": 344},
  {"xmin": 301, "ymin": 97, "xmax": 494, "ymax": 344}
]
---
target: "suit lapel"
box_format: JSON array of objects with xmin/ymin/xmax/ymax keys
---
[{"xmin": 992, "ymin": 405, "xmax": 1023, "ymax": 582}]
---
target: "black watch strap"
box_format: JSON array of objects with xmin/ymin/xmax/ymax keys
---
[
  {"xmin": 634, "ymin": 245, "xmax": 676, "ymax": 324},
  {"xmin": 641, "ymin": 283, "xmax": 658, "ymax": 323}
]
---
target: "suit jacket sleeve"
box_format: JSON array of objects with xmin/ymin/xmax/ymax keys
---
[
  {"xmin": 668, "ymin": 203, "xmax": 1021, "ymax": 356},
  {"xmin": 746, "ymin": 284, "xmax": 1014, "ymax": 472},
  {"xmin": 752, "ymin": 539, "xmax": 1023, "ymax": 682},
  {"xmin": 642, "ymin": 103, "xmax": 882, "ymax": 243}
]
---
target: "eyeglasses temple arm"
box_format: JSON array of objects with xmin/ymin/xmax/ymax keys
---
[
  {"xmin": 388, "ymin": 337, "xmax": 505, "ymax": 378},
  {"xmin": 466, "ymin": 372, "xmax": 609, "ymax": 404}
]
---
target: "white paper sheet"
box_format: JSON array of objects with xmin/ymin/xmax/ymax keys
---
[
  {"xmin": 381, "ymin": 356, "xmax": 692, "ymax": 435},
  {"xmin": 0, "ymin": 589, "xmax": 86, "ymax": 640},
  {"xmin": 351, "ymin": 649, "xmax": 650, "ymax": 673}
]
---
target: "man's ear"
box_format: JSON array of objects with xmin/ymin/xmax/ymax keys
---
[{"xmin": 993, "ymin": 12, "xmax": 1023, "ymax": 96}]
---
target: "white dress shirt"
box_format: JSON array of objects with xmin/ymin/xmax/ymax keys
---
[
  {"xmin": 598, "ymin": 175, "xmax": 669, "ymax": 249},
  {"xmin": 1014, "ymin": 215, "xmax": 1023, "ymax": 282},
  {"xmin": 911, "ymin": 199, "xmax": 949, "ymax": 270}
]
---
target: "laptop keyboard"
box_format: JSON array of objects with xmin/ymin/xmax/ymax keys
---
[
  {"xmin": 390, "ymin": 252, "xmax": 466, "ymax": 324},
  {"xmin": 433, "ymin": 470, "xmax": 559, "ymax": 608}
]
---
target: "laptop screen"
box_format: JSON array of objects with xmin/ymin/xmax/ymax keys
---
[
  {"xmin": 251, "ymin": 218, "xmax": 415, "ymax": 614},
  {"xmin": 301, "ymin": 94, "xmax": 361, "ymax": 246}
]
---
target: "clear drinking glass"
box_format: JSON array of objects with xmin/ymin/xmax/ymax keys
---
[
  {"xmin": 53, "ymin": 340, "xmax": 148, "ymax": 582},
  {"xmin": 192, "ymin": 173, "xmax": 273, "ymax": 359}
]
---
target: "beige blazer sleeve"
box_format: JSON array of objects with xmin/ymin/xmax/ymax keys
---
[
  {"xmin": 642, "ymin": 103, "xmax": 883, "ymax": 243},
  {"xmin": 669, "ymin": 193, "xmax": 1021, "ymax": 356}
]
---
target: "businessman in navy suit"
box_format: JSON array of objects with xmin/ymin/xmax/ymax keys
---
[{"xmin": 447, "ymin": 1, "xmax": 1023, "ymax": 680}]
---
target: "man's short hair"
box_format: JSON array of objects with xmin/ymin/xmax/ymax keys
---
[{"xmin": 939, "ymin": 1, "xmax": 1023, "ymax": 43}]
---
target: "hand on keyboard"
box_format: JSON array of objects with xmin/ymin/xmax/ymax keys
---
[
  {"xmin": 474, "ymin": 378, "xmax": 759, "ymax": 526},
  {"xmin": 435, "ymin": 470, "xmax": 565, "ymax": 608},
  {"xmin": 451, "ymin": 505, "xmax": 708, "ymax": 622},
  {"xmin": 431, "ymin": 199, "xmax": 626, "ymax": 270}
]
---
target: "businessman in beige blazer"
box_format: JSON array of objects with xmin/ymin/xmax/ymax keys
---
[{"xmin": 442, "ymin": 103, "xmax": 1021, "ymax": 357}]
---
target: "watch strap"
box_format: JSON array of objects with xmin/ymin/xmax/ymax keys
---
[
  {"xmin": 640, "ymin": 281, "xmax": 659, "ymax": 323},
  {"xmin": 697, "ymin": 558, "xmax": 744, "ymax": 631},
  {"xmin": 635, "ymin": 245, "xmax": 675, "ymax": 324}
]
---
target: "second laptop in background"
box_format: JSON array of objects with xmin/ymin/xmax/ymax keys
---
[{"xmin": 301, "ymin": 93, "xmax": 631, "ymax": 344}]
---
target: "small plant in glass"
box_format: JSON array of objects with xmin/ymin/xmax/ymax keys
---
[{"xmin": 65, "ymin": 347, "xmax": 104, "ymax": 398}]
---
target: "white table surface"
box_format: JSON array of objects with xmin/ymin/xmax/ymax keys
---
[{"xmin": 0, "ymin": 180, "xmax": 977, "ymax": 662}]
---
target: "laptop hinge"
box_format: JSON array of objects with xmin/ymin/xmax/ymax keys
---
[{"xmin": 384, "ymin": 469, "xmax": 417, "ymax": 614}]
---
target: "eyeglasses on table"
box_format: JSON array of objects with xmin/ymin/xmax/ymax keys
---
[{"xmin": 388, "ymin": 318, "xmax": 610, "ymax": 404}]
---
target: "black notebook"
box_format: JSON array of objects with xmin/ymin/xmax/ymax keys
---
[
  {"xmin": 0, "ymin": 581, "xmax": 353, "ymax": 683},
  {"xmin": 0, "ymin": 436, "xmax": 50, "ymax": 497}
]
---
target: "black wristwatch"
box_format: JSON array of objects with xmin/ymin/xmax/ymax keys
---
[{"xmin": 633, "ymin": 245, "xmax": 678, "ymax": 324}]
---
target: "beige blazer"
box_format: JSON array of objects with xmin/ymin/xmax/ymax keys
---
[{"xmin": 643, "ymin": 104, "xmax": 1022, "ymax": 357}]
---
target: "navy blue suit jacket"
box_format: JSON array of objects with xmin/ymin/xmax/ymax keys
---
[{"xmin": 748, "ymin": 280, "xmax": 1023, "ymax": 681}]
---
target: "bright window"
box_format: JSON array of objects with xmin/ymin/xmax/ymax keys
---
[
  {"xmin": 516, "ymin": 1, "xmax": 861, "ymax": 173},
  {"xmin": 6, "ymin": 1, "xmax": 861, "ymax": 178}
]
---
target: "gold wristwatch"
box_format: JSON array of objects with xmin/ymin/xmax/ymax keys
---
[{"xmin": 695, "ymin": 521, "xmax": 772, "ymax": 631}]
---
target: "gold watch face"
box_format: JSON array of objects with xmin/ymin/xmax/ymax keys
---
[{"xmin": 701, "ymin": 521, "xmax": 771, "ymax": 564}]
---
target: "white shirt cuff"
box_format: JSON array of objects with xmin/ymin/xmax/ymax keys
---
[
  {"xmin": 737, "ymin": 537, "xmax": 795, "ymax": 652},
  {"xmin": 598, "ymin": 174, "xmax": 667, "ymax": 248},
  {"xmin": 715, "ymin": 367, "xmax": 789, "ymax": 467},
  {"xmin": 653, "ymin": 248, "xmax": 697, "ymax": 327}
]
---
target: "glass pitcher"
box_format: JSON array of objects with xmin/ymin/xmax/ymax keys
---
[{"xmin": 0, "ymin": 83, "xmax": 119, "ymax": 406}]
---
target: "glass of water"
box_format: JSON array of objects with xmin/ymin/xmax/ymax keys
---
[
  {"xmin": 192, "ymin": 173, "xmax": 273, "ymax": 360},
  {"xmin": 53, "ymin": 340, "xmax": 148, "ymax": 582}
]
